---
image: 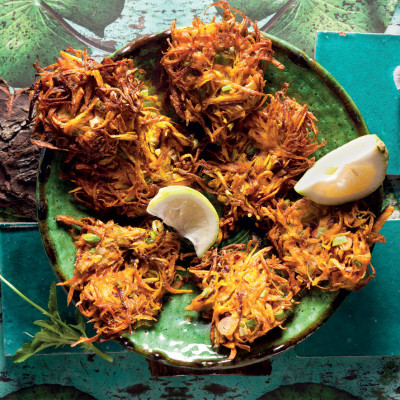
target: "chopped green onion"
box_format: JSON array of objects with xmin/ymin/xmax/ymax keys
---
[
  {"xmin": 73, "ymin": 128, "xmax": 84, "ymax": 136},
  {"xmin": 239, "ymin": 324, "xmax": 249, "ymax": 337},
  {"xmin": 145, "ymin": 231, "xmax": 157, "ymax": 244},
  {"xmin": 82, "ymin": 233, "xmax": 101, "ymax": 243},
  {"xmin": 275, "ymin": 309, "xmax": 292, "ymax": 321},
  {"xmin": 221, "ymin": 85, "xmax": 232, "ymax": 92},
  {"xmin": 94, "ymin": 101, "xmax": 106, "ymax": 112},
  {"xmin": 140, "ymin": 89, "xmax": 149, "ymax": 96},
  {"xmin": 332, "ymin": 235, "xmax": 348, "ymax": 247},
  {"xmin": 245, "ymin": 145, "xmax": 256, "ymax": 157},
  {"xmin": 199, "ymin": 287, "xmax": 213, "ymax": 299},
  {"xmin": 354, "ymin": 260, "xmax": 362, "ymax": 268},
  {"xmin": 245, "ymin": 318, "xmax": 257, "ymax": 328},
  {"xmin": 315, "ymin": 226, "xmax": 327, "ymax": 239},
  {"xmin": 197, "ymin": 87, "xmax": 206, "ymax": 98},
  {"xmin": 230, "ymin": 149, "xmax": 238, "ymax": 162},
  {"xmin": 214, "ymin": 53, "xmax": 231, "ymax": 65}
]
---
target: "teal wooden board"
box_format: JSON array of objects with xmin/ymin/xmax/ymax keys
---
[
  {"xmin": 391, "ymin": 177, "xmax": 400, "ymax": 207},
  {"xmin": 296, "ymin": 220, "xmax": 400, "ymax": 357},
  {"xmin": 0, "ymin": 336, "xmax": 399, "ymax": 400},
  {"xmin": 315, "ymin": 32, "xmax": 400, "ymax": 175},
  {"xmin": 0, "ymin": 224, "xmax": 124, "ymax": 356}
]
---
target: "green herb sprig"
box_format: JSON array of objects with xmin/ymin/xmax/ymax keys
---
[{"xmin": 0, "ymin": 274, "xmax": 113, "ymax": 363}]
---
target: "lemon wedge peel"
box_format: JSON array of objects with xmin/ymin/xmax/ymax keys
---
[
  {"xmin": 294, "ymin": 134, "xmax": 388, "ymax": 205},
  {"xmin": 146, "ymin": 186, "xmax": 220, "ymax": 257}
]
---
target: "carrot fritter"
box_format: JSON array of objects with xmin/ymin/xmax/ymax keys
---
[
  {"xmin": 187, "ymin": 243, "xmax": 298, "ymax": 359},
  {"xmin": 63, "ymin": 112, "xmax": 200, "ymax": 217},
  {"xmin": 56, "ymin": 215, "xmax": 190, "ymax": 342},
  {"xmin": 32, "ymin": 48, "xmax": 147, "ymax": 152},
  {"xmin": 266, "ymin": 198, "xmax": 394, "ymax": 291},
  {"xmin": 32, "ymin": 48, "xmax": 200, "ymax": 217},
  {"xmin": 161, "ymin": 0, "xmax": 284, "ymax": 142},
  {"xmin": 202, "ymin": 86, "xmax": 322, "ymax": 230}
]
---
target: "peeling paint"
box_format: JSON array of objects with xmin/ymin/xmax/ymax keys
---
[
  {"xmin": 380, "ymin": 360, "xmax": 400, "ymax": 386},
  {"xmin": 203, "ymin": 383, "xmax": 232, "ymax": 395},
  {"xmin": 123, "ymin": 383, "xmax": 151, "ymax": 396},
  {"xmin": 160, "ymin": 387, "xmax": 194, "ymax": 399},
  {"xmin": 130, "ymin": 16, "xmax": 146, "ymax": 30}
]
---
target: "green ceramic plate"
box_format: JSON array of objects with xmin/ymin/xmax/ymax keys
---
[{"xmin": 37, "ymin": 31, "xmax": 371, "ymax": 369}]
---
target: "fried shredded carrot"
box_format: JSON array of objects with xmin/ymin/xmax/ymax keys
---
[
  {"xmin": 201, "ymin": 86, "xmax": 322, "ymax": 230},
  {"xmin": 161, "ymin": 0, "xmax": 284, "ymax": 142},
  {"xmin": 186, "ymin": 243, "xmax": 299, "ymax": 359},
  {"xmin": 56, "ymin": 215, "xmax": 191, "ymax": 342},
  {"xmin": 32, "ymin": 48, "xmax": 201, "ymax": 217},
  {"xmin": 266, "ymin": 198, "xmax": 394, "ymax": 291}
]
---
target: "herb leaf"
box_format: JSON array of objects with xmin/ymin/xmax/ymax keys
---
[
  {"xmin": 71, "ymin": 309, "xmax": 88, "ymax": 336},
  {"xmin": 220, "ymin": 227, "xmax": 251, "ymax": 247},
  {"xmin": 0, "ymin": 274, "xmax": 113, "ymax": 363},
  {"xmin": 47, "ymin": 282, "xmax": 60, "ymax": 318},
  {"xmin": 14, "ymin": 337, "xmax": 55, "ymax": 363}
]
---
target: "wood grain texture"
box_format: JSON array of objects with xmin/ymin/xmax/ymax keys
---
[{"xmin": 0, "ymin": 79, "xmax": 38, "ymax": 220}]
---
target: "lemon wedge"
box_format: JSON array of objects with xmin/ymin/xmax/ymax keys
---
[
  {"xmin": 146, "ymin": 186, "xmax": 220, "ymax": 257},
  {"xmin": 294, "ymin": 134, "xmax": 388, "ymax": 205}
]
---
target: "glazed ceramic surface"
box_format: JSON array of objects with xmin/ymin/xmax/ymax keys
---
[{"xmin": 37, "ymin": 32, "xmax": 370, "ymax": 369}]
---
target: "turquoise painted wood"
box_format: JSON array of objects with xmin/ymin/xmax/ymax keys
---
[
  {"xmin": 296, "ymin": 220, "xmax": 400, "ymax": 357},
  {"xmin": 315, "ymin": 32, "xmax": 400, "ymax": 175},
  {"xmin": 0, "ymin": 224, "xmax": 124, "ymax": 357}
]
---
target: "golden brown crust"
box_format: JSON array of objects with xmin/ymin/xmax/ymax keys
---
[
  {"xmin": 33, "ymin": 48, "xmax": 201, "ymax": 217},
  {"xmin": 56, "ymin": 215, "xmax": 190, "ymax": 342},
  {"xmin": 161, "ymin": 1, "xmax": 284, "ymax": 142}
]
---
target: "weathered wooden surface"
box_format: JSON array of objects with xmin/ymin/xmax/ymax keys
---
[{"xmin": 0, "ymin": 79, "xmax": 38, "ymax": 221}]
